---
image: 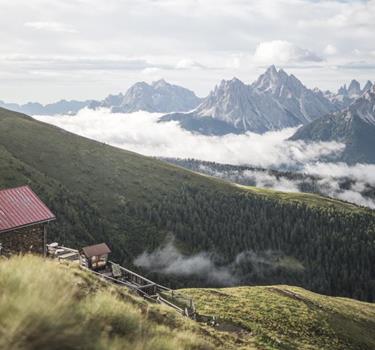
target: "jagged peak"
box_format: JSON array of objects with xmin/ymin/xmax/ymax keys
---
[
  {"xmin": 265, "ymin": 64, "xmax": 277, "ymax": 74},
  {"xmin": 362, "ymin": 80, "xmax": 373, "ymax": 93},
  {"xmin": 338, "ymin": 84, "xmax": 347, "ymax": 95},
  {"xmin": 152, "ymin": 79, "xmax": 169, "ymax": 88},
  {"xmin": 348, "ymin": 79, "xmax": 361, "ymax": 90},
  {"xmin": 217, "ymin": 77, "xmax": 246, "ymax": 89}
]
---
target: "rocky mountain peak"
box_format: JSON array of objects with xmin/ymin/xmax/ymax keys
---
[
  {"xmin": 152, "ymin": 79, "xmax": 169, "ymax": 88},
  {"xmin": 347, "ymin": 79, "xmax": 361, "ymax": 97},
  {"xmin": 362, "ymin": 80, "xmax": 373, "ymax": 93},
  {"xmin": 252, "ymin": 65, "xmax": 305, "ymax": 96}
]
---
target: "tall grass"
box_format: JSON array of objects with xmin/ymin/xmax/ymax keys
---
[{"xmin": 0, "ymin": 256, "xmax": 212, "ymax": 350}]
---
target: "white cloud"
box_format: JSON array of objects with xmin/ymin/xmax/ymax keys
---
[
  {"xmin": 253, "ymin": 40, "xmax": 323, "ymax": 65},
  {"xmin": 33, "ymin": 109, "xmax": 375, "ymax": 208},
  {"xmin": 134, "ymin": 241, "xmax": 236, "ymax": 285},
  {"xmin": 324, "ymin": 44, "xmax": 338, "ymax": 56},
  {"xmin": 1, "ymin": 0, "xmax": 374, "ymax": 102},
  {"xmin": 304, "ymin": 162, "xmax": 375, "ymax": 187},
  {"xmin": 34, "ymin": 109, "xmax": 344, "ymax": 168},
  {"xmin": 24, "ymin": 21, "xmax": 77, "ymax": 33},
  {"xmin": 175, "ymin": 59, "xmax": 205, "ymax": 70}
]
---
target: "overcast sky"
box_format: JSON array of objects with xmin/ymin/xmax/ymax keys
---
[{"xmin": 0, "ymin": 0, "xmax": 374, "ymax": 103}]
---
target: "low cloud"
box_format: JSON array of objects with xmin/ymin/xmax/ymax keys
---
[
  {"xmin": 253, "ymin": 40, "xmax": 323, "ymax": 65},
  {"xmin": 34, "ymin": 109, "xmax": 344, "ymax": 168},
  {"xmin": 134, "ymin": 242, "xmax": 236, "ymax": 285},
  {"xmin": 34, "ymin": 109, "xmax": 375, "ymax": 208},
  {"xmin": 134, "ymin": 242, "xmax": 303, "ymax": 285},
  {"xmin": 199, "ymin": 165, "xmax": 375, "ymax": 209}
]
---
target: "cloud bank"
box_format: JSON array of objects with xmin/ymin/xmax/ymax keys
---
[
  {"xmin": 196, "ymin": 164, "xmax": 375, "ymax": 209},
  {"xmin": 34, "ymin": 109, "xmax": 375, "ymax": 208},
  {"xmin": 34, "ymin": 109, "xmax": 344, "ymax": 168}
]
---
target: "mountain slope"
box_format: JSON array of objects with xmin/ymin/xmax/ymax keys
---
[
  {"xmin": 95, "ymin": 79, "xmax": 202, "ymax": 113},
  {"xmin": 161, "ymin": 66, "xmax": 336, "ymax": 134},
  {"xmin": 251, "ymin": 65, "xmax": 336, "ymax": 124},
  {"xmin": 0, "ymin": 255, "xmax": 228, "ymax": 350},
  {"xmin": 291, "ymin": 85, "xmax": 375, "ymax": 164},
  {"xmin": 185, "ymin": 285, "xmax": 375, "ymax": 350},
  {"xmin": 2, "ymin": 255, "xmax": 374, "ymax": 350},
  {"xmin": 0, "ymin": 107, "xmax": 375, "ymax": 301}
]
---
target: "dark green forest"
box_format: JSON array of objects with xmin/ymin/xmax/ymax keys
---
[
  {"xmin": 0, "ymin": 107, "xmax": 374, "ymax": 302},
  {"xmin": 163, "ymin": 158, "xmax": 375, "ymax": 202}
]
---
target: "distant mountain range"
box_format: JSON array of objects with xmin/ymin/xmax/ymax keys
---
[
  {"xmin": 0, "ymin": 79, "xmax": 202, "ymax": 116},
  {"xmin": 0, "ymin": 99, "xmax": 93, "ymax": 116},
  {"xmin": 2, "ymin": 68, "xmax": 372, "ymax": 125},
  {"xmin": 324, "ymin": 79, "xmax": 373, "ymax": 110},
  {"xmin": 291, "ymin": 84, "xmax": 375, "ymax": 164},
  {"xmin": 90, "ymin": 79, "xmax": 202, "ymax": 113},
  {"xmin": 161, "ymin": 66, "xmax": 373, "ymax": 135}
]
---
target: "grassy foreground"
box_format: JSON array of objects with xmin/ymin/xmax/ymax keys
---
[
  {"xmin": 183, "ymin": 286, "xmax": 375, "ymax": 350},
  {"xmin": 0, "ymin": 255, "xmax": 248, "ymax": 350},
  {"xmin": 1, "ymin": 256, "xmax": 373, "ymax": 350}
]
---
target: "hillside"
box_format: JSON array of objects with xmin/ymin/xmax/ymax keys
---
[
  {"xmin": 1, "ymin": 255, "xmax": 373, "ymax": 350},
  {"xmin": 0, "ymin": 255, "xmax": 231, "ymax": 350},
  {"xmin": 0, "ymin": 107, "xmax": 375, "ymax": 301},
  {"xmin": 162, "ymin": 158, "xmax": 375, "ymax": 207},
  {"xmin": 184, "ymin": 285, "xmax": 375, "ymax": 350}
]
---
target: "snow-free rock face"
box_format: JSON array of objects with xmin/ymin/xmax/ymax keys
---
[
  {"xmin": 98, "ymin": 79, "xmax": 202, "ymax": 113},
  {"xmin": 291, "ymin": 84, "xmax": 375, "ymax": 164},
  {"xmin": 161, "ymin": 66, "xmax": 337, "ymax": 135},
  {"xmin": 193, "ymin": 76, "xmax": 302, "ymax": 133},
  {"xmin": 325, "ymin": 80, "xmax": 373, "ymax": 109},
  {"xmin": 251, "ymin": 65, "xmax": 336, "ymax": 124}
]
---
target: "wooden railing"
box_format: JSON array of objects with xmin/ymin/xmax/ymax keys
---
[{"xmin": 47, "ymin": 244, "xmax": 198, "ymax": 318}]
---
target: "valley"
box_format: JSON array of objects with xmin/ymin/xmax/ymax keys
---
[
  {"xmin": 1, "ymin": 107, "xmax": 374, "ymax": 302},
  {"xmin": 1, "ymin": 1, "xmax": 375, "ymax": 349}
]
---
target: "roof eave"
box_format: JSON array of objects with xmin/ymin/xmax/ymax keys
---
[{"xmin": 0, "ymin": 217, "xmax": 56, "ymax": 234}]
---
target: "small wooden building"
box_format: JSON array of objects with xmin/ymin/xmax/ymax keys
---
[
  {"xmin": 81, "ymin": 243, "xmax": 111, "ymax": 270},
  {"xmin": 0, "ymin": 185, "xmax": 56, "ymax": 256}
]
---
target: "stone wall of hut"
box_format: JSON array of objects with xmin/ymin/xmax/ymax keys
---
[{"xmin": 0, "ymin": 224, "xmax": 45, "ymax": 255}]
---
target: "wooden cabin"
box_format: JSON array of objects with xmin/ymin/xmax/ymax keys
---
[
  {"xmin": 0, "ymin": 185, "xmax": 56, "ymax": 256},
  {"xmin": 81, "ymin": 243, "xmax": 111, "ymax": 270}
]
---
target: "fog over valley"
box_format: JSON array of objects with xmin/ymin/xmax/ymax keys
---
[{"xmin": 34, "ymin": 109, "xmax": 375, "ymax": 208}]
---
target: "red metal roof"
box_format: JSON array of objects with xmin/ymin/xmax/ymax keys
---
[{"xmin": 0, "ymin": 185, "xmax": 55, "ymax": 233}]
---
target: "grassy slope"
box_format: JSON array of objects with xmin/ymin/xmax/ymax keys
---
[
  {"xmin": 0, "ymin": 107, "xmax": 367, "ymax": 211},
  {"xmin": 237, "ymin": 185, "xmax": 363, "ymax": 212},
  {"xmin": 0, "ymin": 255, "xmax": 251, "ymax": 350},
  {"xmin": 183, "ymin": 286, "xmax": 375, "ymax": 350},
  {"xmin": 1, "ymin": 255, "xmax": 373, "ymax": 350},
  {"xmin": 1, "ymin": 107, "xmax": 375, "ymax": 299}
]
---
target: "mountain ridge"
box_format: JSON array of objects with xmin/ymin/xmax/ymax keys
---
[
  {"xmin": 161, "ymin": 66, "xmax": 339, "ymax": 134},
  {"xmin": 291, "ymin": 85, "xmax": 375, "ymax": 164}
]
